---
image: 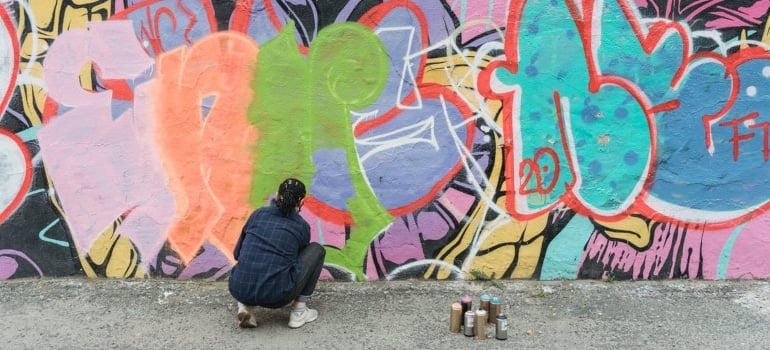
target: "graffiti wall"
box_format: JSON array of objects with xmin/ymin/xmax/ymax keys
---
[{"xmin": 2, "ymin": 0, "xmax": 770, "ymax": 281}]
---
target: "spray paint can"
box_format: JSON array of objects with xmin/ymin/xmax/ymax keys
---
[
  {"xmin": 489, "ymin": 297, "xmax": 501, "ymax": 325},
  {"xmin": 463, "ymin": 310, "xmax": 475, "ymax": 337},
  {"xmin": 449, "ymin": 303, "xmax": 462, "ymax": 333},
  {"xmin": 460, "ymin": 296, "xmax": 472, "ymax": 315},
  {"xmin": 480, "ymin": 294, "xmax": 490, "ymax": 313},
  {"xmin": 495, "ymin": 314, "xmax": 508, "ymax": 340},
  {"xmin": 474, "ymin": 308, "xmax": 488, "ymax": 340},
  {"xmin": 460, "ymin": 296, "xmax": 472, "ymax": 326}
]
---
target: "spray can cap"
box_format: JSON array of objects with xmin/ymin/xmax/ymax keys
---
[
  {"xmin": 460, "ymin": 296, "xmax": 472, "ymax": 303},
  {"xmin": 476, "ymin": 308, "xmax": 487, "ymax": 316},
  {"xmin": 480, "ymin": 294, "xmax": 490, "ymax": 301},
  {"xmin": 491, "ymin": 297, "xmax": 501, "ymax": 303},
  {"xmin": 465, "ymin": 310, "xmax": 476, "ymax": 316},
  {"xmin": 451, "ymin": 303, "xmax": 461, "ymax": 310}
]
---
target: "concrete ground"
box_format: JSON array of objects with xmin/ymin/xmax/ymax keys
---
[{"xmin": 1, "ymin": 277, "xmax": 769, "ymax": 349}]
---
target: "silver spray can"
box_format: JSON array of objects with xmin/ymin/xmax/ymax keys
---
[
  {"xmin": 463, "ymin": 310, "xmax": 475, "ymax": 337},
  {"xmin": 495, "ymin": 314, "xmax": 508, "ymax": 340}
]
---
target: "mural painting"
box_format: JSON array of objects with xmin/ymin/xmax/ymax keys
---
[{"xmin": 1, "ymin": 0, "xmax": 770, "ymax": 282}]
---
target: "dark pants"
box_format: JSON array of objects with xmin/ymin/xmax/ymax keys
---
[{"xmin": 259, "ymin": 242, "xmax": 326, "ymax": 308}]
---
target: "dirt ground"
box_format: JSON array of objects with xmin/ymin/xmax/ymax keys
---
[{"xmin": 1, "ymin": 278, "xmax": 769, "ymax": 349}]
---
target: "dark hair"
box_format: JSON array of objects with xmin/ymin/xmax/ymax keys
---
[{"xmin": 276, "ymin": 178, "xmax": 306, "ymax": 217}]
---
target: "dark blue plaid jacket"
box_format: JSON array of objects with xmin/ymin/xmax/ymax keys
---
[{"xmin": 228, "ymin": 200, "xmax": 310, "ymax": 306}]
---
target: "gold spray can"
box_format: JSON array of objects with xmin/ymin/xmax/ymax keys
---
[
  {"xmin": 489, "ymin": 297, "xmax": 501, "ymax": 325},
  {"xmin": 475, "ymin": 308, "xmax": 488, "ymax": 340},
  {"xmin": 449, "ymin": 303, "xmax": 462, "ymax": 333},
  {"xmin": 480, "ymin": 294, "xmax": 490, "ymax": 312}
]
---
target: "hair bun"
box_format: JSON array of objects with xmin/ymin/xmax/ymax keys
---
[{"xmin": 277, "ymin": 178, "xmax": 306, "ymax": 216}]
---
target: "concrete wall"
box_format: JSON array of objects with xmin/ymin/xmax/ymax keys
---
[{"xmin": 1, "ymin": 0, "xmax": 769, "ymax": 281}]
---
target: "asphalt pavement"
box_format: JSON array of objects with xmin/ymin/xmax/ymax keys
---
[{"xmin": 1, "ymin": 277, "xmax": 769, "ymax": 349}]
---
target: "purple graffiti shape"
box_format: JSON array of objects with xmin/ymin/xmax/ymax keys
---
[
  {"xmin": 321, "ymin": 2, "xmax": 473, "ymax": 215},
  {"xmin": 0, "ymin": 250, "xmax": 43, "ymax": 280}
]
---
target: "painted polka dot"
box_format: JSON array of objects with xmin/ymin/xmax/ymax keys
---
[
  {"xmin": 529, "ymin": 111, "xmax": 541, "ymax": 120},
  {"xmin": 624, "ymin": 150, "xmax": 639, "ymax": 165},
  {"xmin": 747, "ymin": 86, "xmax": 757, "ymax": 97},
  {"xmin": 582, "ymin": 104, "xmax": 600, "ymax": 124},
  {"xmin": 527, "ymin": 23, "xmax": 539, "ymax": 35},
  {"xmin": 762, "ymin": 66, "xmax": 770, "ymax": 77},
  {"xmin": 589, "ymin": 160, "xmax": 602, "ymax": 175},
  {"xmin": 614, "ymin": 107, "xmax": 628, "ymax": 119},
  {"xmin": 640, "ymin": 63, "xmax": 652, "ymax": 75},
  {"xmin": 525, "ymin": 65, "xmax": 538, "ymax": 77}
]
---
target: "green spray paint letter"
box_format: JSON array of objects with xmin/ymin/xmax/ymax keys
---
[{"xmin": 248, "ymin": 22, "xmax": 391, "ymax": 280}]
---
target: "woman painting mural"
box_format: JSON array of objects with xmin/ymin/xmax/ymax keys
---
[{"xmin": 228, "ymin": 178, "xmax": 326, "ymax": 328}]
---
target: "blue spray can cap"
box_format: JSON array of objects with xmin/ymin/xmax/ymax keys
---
[
  {"xmin": 491, "ymin": 297, "xmax": 501, "ymax": 304},
  {"xmin": 480, "ymin": 294, "xmax": 490, "ymax": 301}
]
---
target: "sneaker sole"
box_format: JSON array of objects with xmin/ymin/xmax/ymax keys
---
[
  {"xmin": 238, "ymin": 312, "xmax": 257, "ymax": 328},
  {"xmin": 288, "ymin": 312, "xmax": 318, "ymax": 329}
]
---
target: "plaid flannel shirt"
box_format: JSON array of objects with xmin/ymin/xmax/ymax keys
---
[{"xmin": 228, "ymin": 200, "xmax": 310, "ymax": 306}]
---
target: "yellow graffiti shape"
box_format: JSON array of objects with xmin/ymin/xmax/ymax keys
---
[
  {"xmin": 593, "ymin": 215, "xmax": 652, "ymax": 249},
  {"xmin": 423, "ymin": 52, "xmax": 552, "ymax": 280},
  {"xmin": 17, "ymin": 0, "xmax": 113, "ymax": 125},
  {"xmin": 469, "ymin": 213, "xmax": 548, "ymax": 279},
  {"xmin": 423, "ymin": 53, "xmax": 502, "ymax": 117},
  {"xmin": 83, "ymin": 215, "xmax": 144, "ymax": 278}
]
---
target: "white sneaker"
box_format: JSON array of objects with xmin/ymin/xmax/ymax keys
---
[
  {"xmin": 288, "ymin": 308, "xmax": 318, "ymax": 328},
  {"xmin": 237, "ymin": 302, "xmax": 258, "ymax": 328}
]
